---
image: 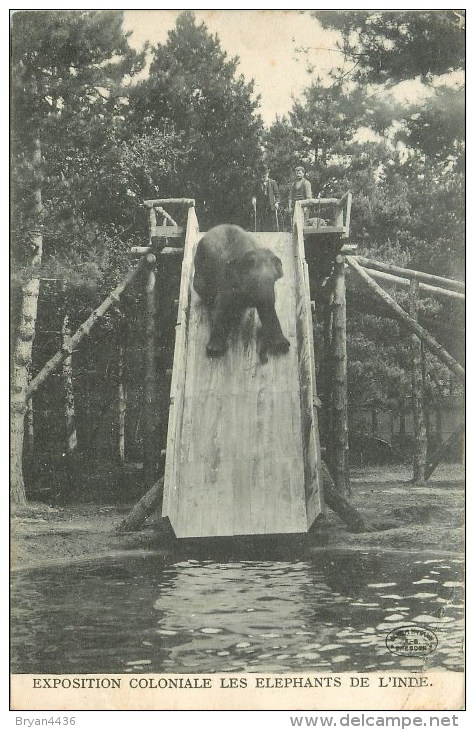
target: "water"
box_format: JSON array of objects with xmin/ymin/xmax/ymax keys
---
[{"xmin": 11, "ymin": 551, "xmax": 464, "ymax": 674}]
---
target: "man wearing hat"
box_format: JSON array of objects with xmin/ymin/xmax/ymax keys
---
[{"xmin": 252, "ymin": 167, "xmax": 280, "ymax": 231}]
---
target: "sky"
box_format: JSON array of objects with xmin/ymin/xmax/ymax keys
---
[{"xmin": 122, "ymin": 10, "xmax": 342, "ymax": 125}]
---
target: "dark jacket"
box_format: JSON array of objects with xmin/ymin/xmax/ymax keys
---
[{"xmin": 255, "ymin": 178, "xmax": 279, "ymax": 211}]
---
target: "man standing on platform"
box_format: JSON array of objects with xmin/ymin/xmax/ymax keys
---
[
  {"xmin": 288, "ymin": 165, "xmax": 312, "ymax": 221},
  {"xmin": 252, "ymin": 166, "xmax": 279, "ymax": 231}
]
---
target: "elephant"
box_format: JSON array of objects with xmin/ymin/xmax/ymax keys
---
[{"xmin": 193, "ymin": 224, "xmax": 290, "ymax": 358}]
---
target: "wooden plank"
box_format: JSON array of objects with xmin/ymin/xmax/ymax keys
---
[
  {"xmin": 130, "ymin": 245, "xmax": 184, "ymax": 255},
  {"xmin": 150, "ymin": 225, "xmax": 183, "ymax": 238},
  {"xmin": 299, "ymin": 198, "xmax": 339, "ymax": 205},
  {"xmin": 343, "ymin": 191, "xmax": 352, "ymax": 238},
  {"xmin": 162, "ymin": 206, "xmax": 200, "ymax": 528},
  {"xmin": 303, "ymin": 226, "xmax": 346, "ymax": 235},
  {"xmin": 144, "ymin": 198, "xmax": 195, "ymax": 207}
]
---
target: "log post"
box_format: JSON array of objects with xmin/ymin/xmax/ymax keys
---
[
  {"xmin": 11, "ymin": 137, "xmax": 43, "ymax": 505},
  {"xmin": 331, "ymin": 255, "xmax": 349, "ymax": 494},
  {"xmin": 149, "ymin": 206, "xmax": 157, "ymax": 244},
  {"xmin": 320, "ymin": 294, "xmax": 334, "ymax": 459},
  {"xmin": 409, "ymin": 279, "xmax": 427, "ymax": 483},
  {"xmin": 143, "ymin": 253, "xmax": 157, "ymax": 486}
]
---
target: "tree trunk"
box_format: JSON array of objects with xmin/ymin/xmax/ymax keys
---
[
  {"xmin": 62, "ymin": 314, "xmax": 78, "ymax": 457},
  {"xmin": 117, "ymin": 341, "xmax": 126, "ymax": 465},
  {"xmin": 409, "ymin": 279, "xmax": 427, "ymax": 483},
  {"xmin": 331, "ymin": 256, "xmax": 349, "ymax": 494},
  {"xmin": 25, "ymin": 395, "xmax": 34, "ymax": 457},
  {"xmin": 11, "ymin": 138, "xmax": 43, "ymax": 505},
  {"xmin": 320, "ymin": 296, "xmax": 334, "ymax": 455}
]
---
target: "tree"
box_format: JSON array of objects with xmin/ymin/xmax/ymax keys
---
[
  {"xmin": 11, "ymin": 10, "xmax": 145, "ymax": 504},
  {"xmin": 130, "ymin": 11, "xmax": 264, "ymax": 228},
  {"xmin": 263, "ymin": 17, "xmax": 464, "ymax": 426},
  {"xmin": 314, "ymin": 10, "xmax": 465, "ymax": 85}
]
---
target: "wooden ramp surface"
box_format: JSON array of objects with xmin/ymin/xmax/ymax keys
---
[{"xmin": 162, "ymin": 230, "xmax": 322, "ymax": 538}]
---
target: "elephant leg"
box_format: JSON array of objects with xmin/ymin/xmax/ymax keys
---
[
  {"xmin": 256, "ymin": 301, "xmax": 290, "ymax": 356},
  {"xmin": 206, "ymin": 293, "xmax": 237, "ymax": 356}
]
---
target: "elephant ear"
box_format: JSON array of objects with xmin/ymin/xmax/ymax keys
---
[{"xmin": 272, "ymin": 253, "xmax": 284, "ymax": 281}]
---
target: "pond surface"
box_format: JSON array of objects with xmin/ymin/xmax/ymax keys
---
[{"xmin": 11, "ymin": 550, "xmax": 464, "ymax": 674}]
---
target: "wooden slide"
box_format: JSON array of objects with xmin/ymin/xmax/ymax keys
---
[{"xmin": 162, "ymin": 207, "xmax": 323, "ymax": 538}]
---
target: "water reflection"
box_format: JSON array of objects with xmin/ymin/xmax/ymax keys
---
[{"xmin": 11, "ymin": 552, "xmax": 463, "ymax": 674}]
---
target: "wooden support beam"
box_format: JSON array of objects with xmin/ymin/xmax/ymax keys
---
[
  {"xmin": 26, "ymin": 256, "xmax": 149, "ymax": 399},
  {"xmin": 303, "ymin": 226, "xmax": 347, "ymax": 235},
  {"xmin": 342, "ymin": 191, "xmax": 352, "ymax": 239},
  {"xmin": 320, "ymin": 295, "xmax": 334, "ymax": 459},
  {"xmin": 424, "ymin": 426, "xmax": 464, "ymax": 481},
  {"xmin": 155, "ymin": 206, "xmax": 178, "ymax": 227},
  {"xmin": 143, "ymin": 253, "xmax": 157, "ymax": 487},
  {"xmin": 150, "ymin": 226, "xmax": 183, "ymax": 238},
  {"xmin": 131, "ymin": 245, "xmax": 184, "ymax": 256},
  {"xmin": 116, "ymin": 477, "xmax": 164, "ymax": 532},
  {"xmin": 409, "ymin": 280, "xmax": 427, "ymax": 483},
  {"xmin": 346, "ymin": 256, "xmax": 465, "ymax": 381},
  {"xmin": 321, "ymin": 461, "xmax": 366, "ymax": 532},
  {"xmin": 148, "ymin": 207, "xmax": 156, "ymax": 243},
  {"xmin": 362, "ymin": 266, "xmax": 464, "ymax": 301},
  {"xmin": 144, "ymin": 198, "xmax": 195, "ymax": 208},
  {"xmin": 331, "ymin": 256, "xmax": 349, "ymax": 494},
  {"xmin": 353, "ymin": 256, "xmax": 465, "ymax": 292},
  {"xmin": 299, "ymin": 198, "xmax": 339, "ymax": 206}
]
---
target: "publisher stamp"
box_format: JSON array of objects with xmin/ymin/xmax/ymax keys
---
[{"xmin": 386, "ymin": 626, "xmax": 438, "ymax": 657}]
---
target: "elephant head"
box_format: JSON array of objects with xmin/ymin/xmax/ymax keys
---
[{"xmin": 226, "ymin": 248, "xmax": 283, "ymax": 304}]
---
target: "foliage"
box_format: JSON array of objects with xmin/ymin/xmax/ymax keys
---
[
  {"xmin": 314, "ymin": 10, "xmax": 465, "ymax": 85},
  {"xmin": 129, "ymin": 11, "xmax": 264, "ymax": 228},
  {"xmin": 264, "ymin": 10, "xmax": 464, "ymax": 409}
]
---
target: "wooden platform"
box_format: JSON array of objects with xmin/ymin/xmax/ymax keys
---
[{"xmin": 162, "ymin": 219, "xmax": 322, "ymax": 538}]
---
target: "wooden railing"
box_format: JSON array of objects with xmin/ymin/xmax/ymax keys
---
[{"xmin": 298, "ymin": 191, "xmax": 353, "ymax": 239}]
